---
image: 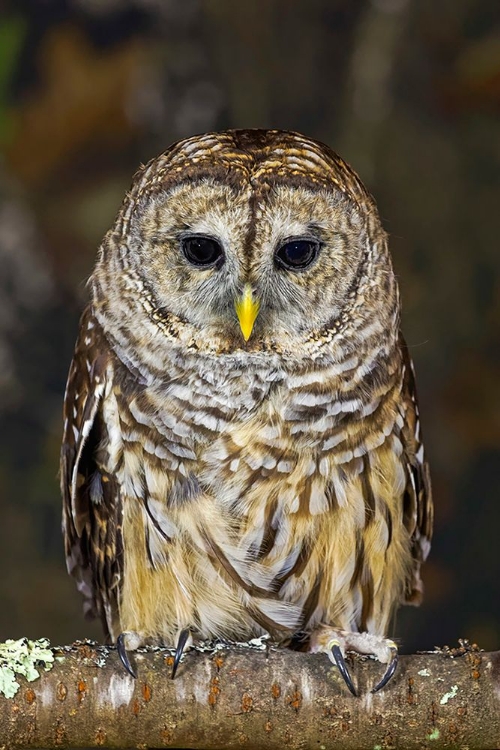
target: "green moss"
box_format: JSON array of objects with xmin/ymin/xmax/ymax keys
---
[
  {"xmin": 0, "ymin": 638, "xmax": 54, "ymax": 699},
  {"xmin": 439, "ymin": 685, "xmax": 458, "ymax": 705}
]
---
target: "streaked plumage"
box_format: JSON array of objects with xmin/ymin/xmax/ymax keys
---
[{"xmin": 61, "ymin": 130, "xmax": 432, "ymax": 688}]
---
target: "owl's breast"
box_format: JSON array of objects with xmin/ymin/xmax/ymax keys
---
[
  {"xmin": 198, "ymin": 354, "xmax": 407, "ymax": 523},
  {"xmin": 110, "ymin": 357, "xmax": 284, "ymax": 500},
  {"xmin": 111, "ymin": 353, "xmax": 412, "ymax": 641},
  {"xmin": 114, "ymin": 349, "xmax": 404, "ymax": 515}
]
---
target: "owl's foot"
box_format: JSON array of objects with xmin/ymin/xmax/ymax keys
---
[
  {"xmin": 117, "ymin": 629, "xmax": 192, "ymax": 679},
  {"xmin": 310, "ymin": 628, "xmax": 398, "ymax": 696},
  {"xmin": 116, "ymin": 631, "xmax": 143, "ymax": 679},
  {"xmin": 171, "ymin": 628, "xmax": 191, "ymax": 679}
]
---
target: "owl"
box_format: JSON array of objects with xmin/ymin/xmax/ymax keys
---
[{"xmin": 61, "ymin": 129, "xmax": 432, "ymax": 695}]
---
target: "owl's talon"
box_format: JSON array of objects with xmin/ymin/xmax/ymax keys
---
[
  {"xmin": 330, "ymin": 640, "xmax": 357, "ymax": 697},
  {"xmin": 117, "ymin": 633, "xmax": 137, "ymax": 679},
  {"xmin": 372, "ymin": 645, "xmax": 398, "ymax": 693},
  {"xmin": 171, "ymin": 628, "xmax": 190, "ymax": 679}
]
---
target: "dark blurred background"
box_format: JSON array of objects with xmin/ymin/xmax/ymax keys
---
[{"xmin": 0, "ymin": 0, "xmax": 498, "ymax": 653}]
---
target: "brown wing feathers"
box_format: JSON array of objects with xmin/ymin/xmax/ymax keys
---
[
  {"xmin": 61, "ymin": 307, "xmax": 122, "ymax": 638},
  {"xmin": 399, "ymin": 336, "xmax": 433, "ymax": 604}
]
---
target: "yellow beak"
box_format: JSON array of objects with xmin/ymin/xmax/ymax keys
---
[{"xmin": 235, "ymin": 284, "xmax": 260, "ymax": 341}]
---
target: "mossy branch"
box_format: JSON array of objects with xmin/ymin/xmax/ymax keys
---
[{"xmin": 0, "ymin": 641, "xmax": 499, "ymax": 749}]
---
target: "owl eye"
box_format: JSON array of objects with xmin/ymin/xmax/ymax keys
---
[
  {"xmin": 182, "ymin": 235, "xmax": 224, "ymax": 268},
  {"xmin": 275, "ymin": 238, "xmax": 319, "ymax": 271}
]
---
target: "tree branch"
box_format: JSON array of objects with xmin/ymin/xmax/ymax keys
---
[{"xmin": 1, "ymin": 642, "xmax": 499, "ymax": 749}]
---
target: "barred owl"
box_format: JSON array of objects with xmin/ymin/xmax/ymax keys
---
[{"xmin": 61, "ymin": 129, "xmax": 432, "ymax": 695}]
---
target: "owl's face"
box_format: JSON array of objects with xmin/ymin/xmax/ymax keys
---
[{"xmin": 96, "ymin": 130, "xmax": 395, "ymax": 362}]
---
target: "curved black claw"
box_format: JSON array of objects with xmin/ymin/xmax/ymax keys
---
[
  {"xmin": 171, "ymin": 628, "xmax": 190, "ymax": 679},
  {"xmin": 330, "ymin": 641, "xmax": 357, "ymax": 697},
  {"xmin": 372, "ymin": 644, "xmax": 398, "ymax": 694},
  {"xmin": 117, "ymin": 633, "xmax": 137, "ymax": 679}
]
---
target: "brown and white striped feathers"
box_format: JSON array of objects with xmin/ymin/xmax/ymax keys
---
[{"xmin": 61, "ymin": 129, "xmax": 432, "ymax": 646}]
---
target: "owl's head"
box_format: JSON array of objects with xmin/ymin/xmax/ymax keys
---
[{"xmin": 93, "ymin": 130, "xmax": 399, "ymax": 364}]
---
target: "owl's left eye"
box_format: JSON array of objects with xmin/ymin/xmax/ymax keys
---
[
  {"xmin": 275, "ymin": 238, "xmax": 320, "ymax": 271},
  {"xmin": 181, "ymin": 235, "xmax": 224, "ymax": 268}
]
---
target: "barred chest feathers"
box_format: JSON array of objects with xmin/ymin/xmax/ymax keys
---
[{"xmin": 100, "ymin": 339, "xmax": 412, "ymax": 645}]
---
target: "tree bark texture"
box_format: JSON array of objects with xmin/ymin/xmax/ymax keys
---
[{"xmin": 1, "ymin": 643, "xmax": 499, "ymax": 749}]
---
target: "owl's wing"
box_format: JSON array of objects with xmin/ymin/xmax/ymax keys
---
[
  {"xmin": 60, "ymin": 306, "xmax": 122, "ymax": 639},
  {"xmin": 399, "ymin": 335, "xmax": 433, "ymax": 605}
]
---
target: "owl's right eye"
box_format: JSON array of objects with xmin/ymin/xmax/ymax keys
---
[{"xmin": 181, "ymin": 236, "xmax": 224, "ymax": 268}]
